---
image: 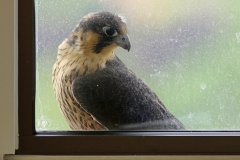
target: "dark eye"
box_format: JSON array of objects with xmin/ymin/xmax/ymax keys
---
[{"xmin": 102, "ymin": 26, "xmax": 118, "ymax": 37}]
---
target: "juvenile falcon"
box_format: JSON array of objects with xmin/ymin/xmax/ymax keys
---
[{"xmin": 52, "ymin": 11, "xmax": 186, "ymax": 130}]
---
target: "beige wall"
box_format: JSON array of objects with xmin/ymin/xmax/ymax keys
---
[{"xmin": 0, "ymin": 0, "xmax": 18, "ymax": 154}]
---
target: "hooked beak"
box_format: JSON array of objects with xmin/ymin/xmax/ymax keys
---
[{"xmin": 114, "ymin": 34, "xmax": 131, "ymax": 52}]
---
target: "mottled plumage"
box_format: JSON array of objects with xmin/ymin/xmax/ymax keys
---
[{"xmin": 52, "ymin": 11, "xmax": 185, "ymax": 130}]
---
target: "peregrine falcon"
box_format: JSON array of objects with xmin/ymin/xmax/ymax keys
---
[{"xmin": 52, "ymin": 11, "xmax": 185, "ymax": 130}]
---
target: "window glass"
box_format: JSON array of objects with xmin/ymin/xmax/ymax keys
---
[{"xmin": 35, "ymin": 0, "xmax": 240, "ymax": 131}]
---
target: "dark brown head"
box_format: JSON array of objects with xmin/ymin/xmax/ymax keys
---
[{"xmin": 68, "ymin": 11, "xmax": 131, "ymax": 55}]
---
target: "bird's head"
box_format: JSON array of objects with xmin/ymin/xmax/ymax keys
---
[{"xmin": 67, "ymin": 11, "xmax": 131, "ymax": 56}]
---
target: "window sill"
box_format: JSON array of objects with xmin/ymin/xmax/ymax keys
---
[{"xmin": 4, "ymin": 155, "xmax": 240, "ymax": 160}]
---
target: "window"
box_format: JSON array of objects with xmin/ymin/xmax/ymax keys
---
[
  {"xmin": 16, "ymin": 0, "xmax": 240, "ymax": 155},
  {"xmin": 35, "ymin": 0, "xmax": 240, "ymax": 131}
]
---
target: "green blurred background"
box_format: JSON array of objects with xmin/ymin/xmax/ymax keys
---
[{"xmin": 35, "ymin": 0, "xmax": 240, "ymax": 131}]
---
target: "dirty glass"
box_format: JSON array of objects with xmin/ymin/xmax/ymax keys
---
[{"xmin": 35, "ymin": 0, "xmax": 240, "ymax": 131}]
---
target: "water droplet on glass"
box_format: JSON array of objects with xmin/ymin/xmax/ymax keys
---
[
  {"xmin": 236, "ymin": 32, "xmax": 240, "ymax": 43},
  {"xmin": 200, "ymin": 83, "xmax": 207, "ymax": 90}
]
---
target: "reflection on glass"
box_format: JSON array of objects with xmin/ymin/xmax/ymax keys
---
[{"xmin": 35, "ymin": 0, "xmax": 240, "ymax": 131}]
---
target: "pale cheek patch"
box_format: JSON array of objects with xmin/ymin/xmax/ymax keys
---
[
  {"xmin": 84, "ymin": 31, "xmax": 99, "ymax": 54},
  {"xmin": 100, "ymin": 43, "xmax": 118, "ymax": 58}
]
